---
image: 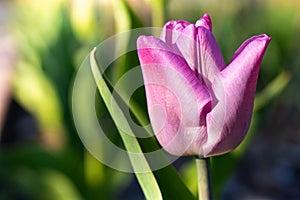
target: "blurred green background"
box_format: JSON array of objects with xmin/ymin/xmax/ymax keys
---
[{"xmin": 0, "ymin": 0, "xmax": 299, "ymax": 199}]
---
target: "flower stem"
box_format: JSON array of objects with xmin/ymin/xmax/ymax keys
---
[{"xmin": 195, "ymin": 157, "xmax": 212, "ymax": 200}]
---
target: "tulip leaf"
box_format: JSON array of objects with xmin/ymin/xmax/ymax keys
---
[
  {"xmin": 91, "ymin": 47, "xmax": 195, "ymax": 200},
  {"xmin": 90, "ymin": 48, "xmax": 162, "ymax": 200}
]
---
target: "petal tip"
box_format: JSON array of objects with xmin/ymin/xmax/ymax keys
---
[
  {"xmin": 195, "ymin": 13, "xmax": 212, "ymax": 31},
  {"xmin": 137, "ymin": 35, "xmax": 156, "ymax": 49},
  {"xmin": 256, "ymin": 34, "xmax": 272, "ymax": 51},
  {"xmin": 258, "ymin": 34, "xmax": 272, "ymax": 42},
  {"xmin": 137, "ymin": 35, "xmax": 146, "ymax": 49},
  {"xmin": 202, "ymin": 13, "xmax": 211, "ymax": 22}
]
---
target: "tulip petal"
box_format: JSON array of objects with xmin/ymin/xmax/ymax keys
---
[
  {"xmin": 196, "ymin": 26, "xmax": 226, "ymax": 84},
  {"xmin": 204, "ymin": 34, "xmax": 271, "ymax": 156},
  {"xmin": 137, "ymin": 35, "xmax": 211, "ymax": 156},
  {"xmin": 173, "ymin": 24, "xmax": 226, "ymax": 85},
  {"xmin": 195, "ymin": 13, "xmax": 212, "ymax": 31},
  {"xmin": 173, "ymin": 24, "xmax": 198, "ymax": 72},
  {"xmin": 160, "ymin": 20, "xmax": 190, "ymax": 45}
]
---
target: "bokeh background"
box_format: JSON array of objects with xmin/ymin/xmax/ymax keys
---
[{"xmin": 0, "ymin": 0, "xmax": 299, "ymax": 199}]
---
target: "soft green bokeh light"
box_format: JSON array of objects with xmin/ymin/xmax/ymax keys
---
[{"xmin": 2, "ymin": 0, "xmax": 299, "ymax": 199}]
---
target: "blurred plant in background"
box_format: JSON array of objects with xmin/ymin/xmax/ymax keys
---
[{"xmin": 0, "ymin": 0, "xmax": 299, "ymax": 199}]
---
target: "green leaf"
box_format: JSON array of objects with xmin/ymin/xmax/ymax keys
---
[
  {"xmin": 90, "ymin": 48, "xmax": 162, "ymax": 200},
  {"xmin": 91, "ymin": 46, "xmax": 195, "ymax": 200}
]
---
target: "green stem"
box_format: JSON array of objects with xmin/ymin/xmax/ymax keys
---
[{"xmin": 195, "ymin": 157, "xmax": 212, "ymax": 200}]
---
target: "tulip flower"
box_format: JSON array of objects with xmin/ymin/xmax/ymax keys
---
[{"xmin": 137, "ymin": 14, "xmax": 271, "ymax": 158}]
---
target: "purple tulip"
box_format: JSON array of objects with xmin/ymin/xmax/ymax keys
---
[{"xmin": 137, "ymin": 14, "xmax": 271, "ymax": 157}]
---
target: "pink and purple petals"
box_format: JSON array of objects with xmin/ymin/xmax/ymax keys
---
[
  {"xmin": 160, "ymin": 20, "xmax": 190, "ymax": 45},
  {"xmin": 173, "ymin": 24, "xmax": 198, "ymax": 72},
  {"xmin": 137, "ymin": 36, "xmax": 211, "ymax": 156},
  {"xmin": 204, "ymin": 34, "xmax": 271, "ymax": 156},
  {"xmin": 195, "ymin": 26, "xmax": 226, "ymax": 83},
  {"xmin": 195, "ymin": 13, "xmax": 212, "ymax": 31},
  {"xmin": 137, "ymin": 13, "xmax": 271, "ymax": 157}
]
